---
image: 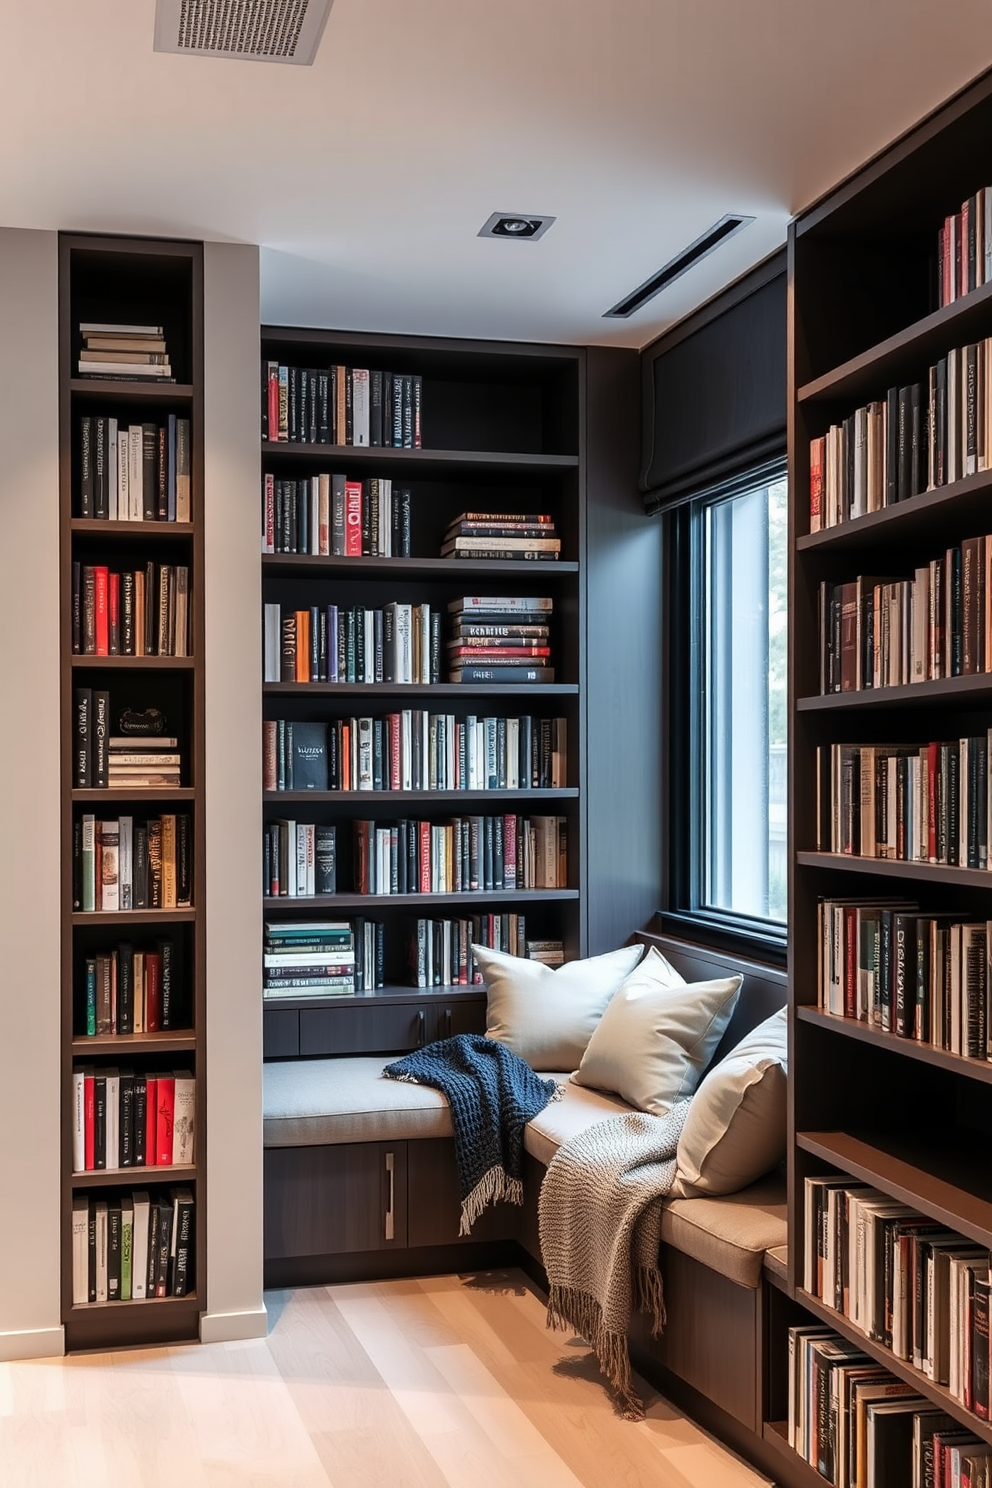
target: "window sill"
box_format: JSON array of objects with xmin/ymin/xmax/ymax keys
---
[{"xmin": 658, "ymin": 910, "xmax": 787, "ymax": 968}]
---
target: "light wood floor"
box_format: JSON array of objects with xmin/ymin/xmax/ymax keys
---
[{"xmin": 0, "ymin": 1271, "xmax": 772, "ymax": 1488}]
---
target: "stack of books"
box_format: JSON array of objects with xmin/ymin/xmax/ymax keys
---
[
  {"xmin": 448, "ymin": 597, "xmax": 554, "ymax": 682},
  {"xmin": 441, "ymin": 512, "xmax": 561, "ymax": 562},
  {"xmin": 78, "ymin": 323, "xmax": 173, "ymax": 380},
  {"xmin": 109, "ymin": 735, "xmax": 181, "ymax": 790},
  {"xmin": 263, "ymin": 920, "xmax": 355, "ymax": 998},
  {"xmin": 526, "ymin": 940, "xmax": 565, "ymax": 967}
]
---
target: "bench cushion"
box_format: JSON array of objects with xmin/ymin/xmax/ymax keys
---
[
  {"xmin": 263, "ymin": 1057, "xmax": 455, "ymax": 1146},
  {"xmin": 523, "ymin": 1077, "xmax": 633, "ymax": 1166},
  {"xmin": 660, "ymin": 1176, "xmax": 787, "ymax": 1288}
]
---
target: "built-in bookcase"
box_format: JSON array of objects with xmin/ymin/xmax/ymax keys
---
[
  {"xmin": 259, "ymin": 328, "xmax": 585, "ymax": 1061},
  {"xmin": 60, "ymin": 236, "xmax": 205, "ymax": 1349},
  {"xmin": 780, "ymin": 72, "xmax": 992, "ymax": 1474}
]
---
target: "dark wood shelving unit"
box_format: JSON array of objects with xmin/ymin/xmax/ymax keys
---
[
  {"xmin": 760, "ymin": 1422, "xmax": 831, "ymax": 1488},
  {"xmin": 262, "ymin": 553, "xmax": 578, "ymax": 579},
  {"xmin": 263, "ymin": 788, "xmax": 579, "ymax": 805},
  {"xmin": 260, "ymin": 440, "xmax": 578, "ymax": 475},
  {"xmin": 59, "ymin": 234, "xmax": 206, "ymax": 1350},
  {"xmin": 263, "ymin": 680, "xmax": 579, "ymax": 698},
  {"xmin": 263, "ymin": 888, "xmax": 580, "ymax": 912},
  {"xmin": 786, "ymin": 69, "xmax": 992, "ymax": 1474}
]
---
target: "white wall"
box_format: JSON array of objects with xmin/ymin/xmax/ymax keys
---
[
  {"xmin": 200, "ymin": 242, "xmax": 267, "ymax": 1343},
  {"xmin": 0, "ymin": 229, "xmax": 63, "ymax": 1360}
]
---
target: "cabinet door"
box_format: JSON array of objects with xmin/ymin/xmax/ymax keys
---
[
  {"xmin": 263, "ymin": 1009, "xmax": 300, "ymax": 1059},
  {"xmin": 407, "ymin": 1138, "xmax": 518, "ymax": 1248},
  {"xmin": 300, "ymin": 1003, "xmax": 429, "ymax": 1057},
  {"xmin": 430, "ymin": 997, "xmax": 487, "ymax": 1042},
  {"xmin": 264, "ymin": 1141, "xmax": 407, "ymax": 1258}
]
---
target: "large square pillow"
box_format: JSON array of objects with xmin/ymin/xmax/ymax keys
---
[
  {"xmin": 671, "ymin": 1005, "xmax": 787, "ymax": 1198},
  {"xmin": 573, "ymin": 946, "xmax": 742, "ymax": 1116},
  {"xmin": 476, "ymin": 942, "xmax": 643, "ymax": 1070}
]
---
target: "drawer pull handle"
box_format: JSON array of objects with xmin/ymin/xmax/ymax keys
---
[
  {"xmin": 417, "ymin": 1009, "xmax": 426, "ymax": 1046},
  {"xmin": 444, "ymin": 1008, "xmax": 452, "ymax": 1038},
  {"xmin": 384, "ymin": 1151, "xmax": 395, "ymax": 1241}
]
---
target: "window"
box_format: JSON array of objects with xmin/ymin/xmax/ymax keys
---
[{"xmin": 668, "ymin": 459, "xmax": 787, "ymax": 951}]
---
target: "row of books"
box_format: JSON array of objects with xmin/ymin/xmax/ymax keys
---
[
  {"xmin": 262, "ymin": 918, "xmax": 387, "ymax": 997},
  {"xmin": 938, "ymin": 189, "xmax": 992, "ymax": 307},
  {"xmin": 264, "ymin": 821, "xmax": 336, "ymax": 899},
  {"xmin": 71, "ymin": 1187, "xmax": 194, "ymax": 1305},
  {"xmin": 71, "ymin": 1067, "xmax": 194, "ymax": 1172},
  {"xmin": 78, "ymin": 414, "xmax": 191, "ymax": 521},
  {"xmin": 263, "ymin": 601, "xmax": 442, "ymax": 686},
  {"xmin": 789, "ymin": 1322, "xmax": 988, "ymax": 1488},
  {"xmin": 440, "ymin": 512, "xmax": 562, "ymax": 562},
  {"xmin": 818, "ymin": 539, "xmax": 992, "ymax": 693},
  {"xmin": 353, "ymin": 814, "xmax": 568, "ymax": 895},
  {"xmin": 817, "ymin": 898, "xmax": 992, "ymax": 1056},
  {"xmin": 80, "ymin": 939, "xmax": 183, "ymax": 1037},
  {"xmin": 804, "ymin": 1174, "xmax": 992, "ymax": 1413},
  {"xmin": 262, "ymin": 714, "xmax": 568, "ymax": 793},
  {"xmin": 78, "ymin": 322, "xmax": 174, "ymax": 381},
  {"xmin": 808, "ymin": 337, "xmax": 992, "ymax": 531},
  {"xmin": 817, "ymin": 738, "xmax": 991, "ymax": 869},
  {"xmin": 261, "ymin": 474, "xmax": 412, "ymax": 557},
  {"xmin": 75, "ymin": 695, "xmax": 182, "ymax": 790},
  {"xmin": 72, "ymin": 562, "xmax": 190, "ymax": 659},
  {"xmin": 262, "ymin": 362, "xmax": 423, "ymax": 448},
  {"xmin": 264, "ymin": 919, "xmax": 354, "ymax": 994},
  {"xmin": 73, "ymin": 813, "xmax": 192, "ymax": 913},
  {"xmin": 410, "ymin": 917, "xmax": 563, "ymax": 988}
]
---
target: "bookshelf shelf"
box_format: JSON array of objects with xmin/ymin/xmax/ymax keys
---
[
  {"xmin": 797, "ymin": 673, "xmax": 992, "ymax": 710},
  {"xmin": 796, "ymin": 851, "xmax": 992, "ymax": 888},
  {"xmin": 263, "ymin": 681, "xmax": 579, "ymax": 698},
  {"xmin": 760, "ymin": 1423, "xmax": 828, "ymax": 1488},
  {"xmin": 796, "ymin": 467, "xmax": 992, "ymax": 553},
  {"xmin": 795, "ymin": 1130, "xmax": 992, "ymax": 1248},
  {"xmin": 796, "ymin": 1006, "xmax": 992, "ymax": 1086},
  {"xmin": 261, "ymin": 554, "xmax": 579, "ymax": 579},
  {"xmin": 263, "ymin": 983, "xmax": 486, "ymax": 1012},
  {"xmin": 60, "ymin": 235, "xmax": 205, "ymax": 1349},
  {"xmin": 262, "ymin": 788, "xmax": 579, "ymax": 805},
  {"xmin": 260, "ymin": 440, "xmax": 578, "ymax": 476},
  {"xmin": 794, "ymin": 1289, "xmax": 992, "ymax": 1446},
  {"xmin": 263, "ymin": 889, "xmax": 580, "ymax": 911},
  {"xmin": 797, "ymin": 277, "xmax": 992, "ymax": 407},
  {"xmin": 71, "ymin": 1164, "xmax": 197, "ymax": 1188}
]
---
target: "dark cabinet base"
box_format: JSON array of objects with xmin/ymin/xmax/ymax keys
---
[{"xmin": 264, "ymin": 1141, "xmax": 408, "ymax": 1259}]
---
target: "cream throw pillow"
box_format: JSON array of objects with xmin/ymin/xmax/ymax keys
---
[
  {"xmin": 671, "ymin": 1005, "xmax": 788, "ymax": 1198},
  {"xmin": 573, "ymin": 947, "xmax": 742, "ymax": 1116},
  {"xmin": 477, "ymin": 942, "xmax": 644, "ymax": 1070}
]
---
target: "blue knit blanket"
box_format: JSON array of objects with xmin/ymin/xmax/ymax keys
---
[{"xmin": 383, "ymin": 1033, "xmax": 561, "ymax": 1235}]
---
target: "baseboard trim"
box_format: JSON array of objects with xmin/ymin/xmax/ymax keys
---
[
  {"xmin": 199, "ymin": 1306, "xmax": 269, "ymax": 1345},
  {"xmin": 0, "ymin": 1326, "xmax": 65, "ymax": 1362}
]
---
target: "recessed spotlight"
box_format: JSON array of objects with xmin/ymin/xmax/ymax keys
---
[{"xmin": 479, "ymin": 213, "xmax": 555, "ymax": 242}]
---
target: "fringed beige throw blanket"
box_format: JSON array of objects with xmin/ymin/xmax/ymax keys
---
[{"xmin": 538, "ymin": 1101, "xmax": 690, "ymax": 1418}]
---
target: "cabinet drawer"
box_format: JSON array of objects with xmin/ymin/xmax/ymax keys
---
[
  {"xmin": 264, "ymin": 1142, "xmax": 408, "ymax": 1258},
  {"xmin": 300, "ymin": 1004, "xmax": 429, "ymax": 1056},
  {"xmin": 430, "ymin": 997, "xmax": 487, "ymax": 1042},
  {"xmin": 263, "ymin": 1008, "xmax": 300, "ymax": 1059}
]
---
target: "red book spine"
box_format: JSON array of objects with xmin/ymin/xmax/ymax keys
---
[
  {"xmin": 145, "ymin": 953, "xmax": 161, "ymax": 1032},
  {"xmin": 944, "ymin": 215, "xmax": 953, "ymax": 306},
  {"xmin": 156, "ymin": 1075, "xmax": 175, "ymax": 1166},
  {"xmin": 144, "ymin": 1076, "xmax": 158, "ymax": 1165},
  {"xmin": 268, "ymin": 366, "xmax": 279, "ymax": 444},
  {"xmin": 84, "ymin": 1071, "xmax": 95, "ymax": 1171},
  {"xmin": 505, "ymin": 813, "xmax": 517, "ymax": 888},
  {"xmin": 345, "ymin": 480, "xmax": 363, "ymax": 555},
  {"xmin": 844, "ymin": 906, "xmax": 857, "ymax": 1018},
  {"xmin": 961, "ymin": 201, "xmax": 970, "ymax": 300},
  {"xmin": 108, "ymin": 571, "xmax": 120, "ymax": 655},
  {"xmin": 809, "ymin": 437, "xmax": 824, "ymax": 532},
  {"xmin": 389, "ymin": 714, "xmax": 401, "ymax": 791},
  {"xmin": 420, "ymin": 820, "xmax": 431, "ymax": 894},
  {"xmin": 94, "ymin": 566, "xmax": 109, "ymax": 655},
  {"xmin": 264, "ymin": 472, "xmax": 274, "ymax": 552},
  {"xmin": 448, "ymin": 646, "xmax": 551, "ymax": 659},
  {"xmin": 354, "ymin": 820, "xmax": 368, "ymax": 894},
  {"xmin": 341, "ymin": 723, "xmax": 351, "ymax": 791},
  {"xmin": 927, "ymin": 742, "xmax": 938, "ymax": 863}
]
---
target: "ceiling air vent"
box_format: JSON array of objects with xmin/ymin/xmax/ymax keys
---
[
  {"xmin": 154, "ymin": 0, "xmax": 334, "ymax": 65},
  {"xmin": 604, "ymin": 215, "xmax": 755, "ymax": 318}
]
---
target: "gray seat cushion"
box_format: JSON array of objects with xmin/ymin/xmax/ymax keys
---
[{"xmin": 263, "ymin": 1057, "xmax": 455, "ymax": 1146}]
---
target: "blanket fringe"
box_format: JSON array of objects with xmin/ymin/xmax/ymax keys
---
[
  {"xmin": 459, "ymin": 1165, "xmax": 523, "ymax": 1236},
  {"xmin": 546, "ymin": 1284, "xmax": 645, "ymax": 1420},
  {"xmin": 634, "ymin": 1263, "xmax": 666, "ymax": 1337}
]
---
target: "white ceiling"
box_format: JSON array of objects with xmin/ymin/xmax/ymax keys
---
[{"xmin": 2, "ymin": 0, "xmax": 992, "ymax": 349}]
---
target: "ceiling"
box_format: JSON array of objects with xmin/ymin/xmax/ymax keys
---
[{"xmin": 3, "ymin": 0, "xmax": 992, "ymax": 349}]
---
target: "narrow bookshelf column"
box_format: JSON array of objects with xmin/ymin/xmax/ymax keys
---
[{"xmin": 59, "ymin": 236, "xmax": 205, "ymax": 1350}]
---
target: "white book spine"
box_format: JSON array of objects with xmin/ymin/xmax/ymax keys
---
[
  {"xmin": 318, "ymin": 473, "xmax": 330, "ymax": 556},
  {"xmin": 95, "ymin": 1201, "xmax": 108, "ymax": 1302},
  {"xmin": 131, "ymin": 1193, "xmax": 149, "ymax": 1299},
  {"xmin": 72, "ymin": 1070, "xmax": 86, "ymax": 1173},
  {"xmin": 119, "ymin": 814, "xmax": 133, "ymax": 911},
  {"xmin": 128, "ymin": 425, "xmax": 143, "ymax": 520},
  {"xmin": 306, "ymin": 823, "xmax": 315, "ymax": 898},
  {"xmin": 295, "ymin": 823, "xmax": 307, "ymax": 899},
  {"xmin": 105, "ymin": 1071, "xmax": 120, "ymax": 1170},
  {"xmin": 264, "ymin": 603, "xmax": 281, "ymax": 683},
  {"xmin": 118, "ymin": 427, "xmax": 130, "ymax": 522},
  {"xmin": 173, "ymin": 1075, "xmax": 196, "ymax": 1165},
  {"xmin": 72, "ymin": 1196, "xmax": 89, "ymax": 1305},
  {"xmin": 107, "ymin": 418, "xmax": 118, "ymax": 521},
  {"xmin": 352, "ymin": 369, "xmax": 370, "ymax": 446}
]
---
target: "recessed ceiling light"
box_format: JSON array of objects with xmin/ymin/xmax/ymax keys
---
[
  {"xmin": 479, "ymin": 213, "xmax": 555, "ymax": 242},
  {"xmin": 604, "ymin": 215, "xmax": 755, "ymax": 318}
]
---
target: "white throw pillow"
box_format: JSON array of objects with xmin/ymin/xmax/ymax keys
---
[
  {"xmin": 477, "ymin": 942, "xmax": 644, "ymax": 1070},
  {"xmin": 671, "ymin": 1005, "xmax": 788, "ymax": 1198},
  {"xmin": 573, "ymin": 947, "xmax": 743, "ymax": 1116}
]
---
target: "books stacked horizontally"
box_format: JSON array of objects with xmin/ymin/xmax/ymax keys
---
[
  {"xmin": 788, "ymin": 1322, "xmax": 984, "ymax": 1488},
  {"xmin": 441, "ymin": 512, "xmax": 561, "ymax": 562},
  {"xmin": 78, "ymin": 323, "xmax": 173, "ymax": 381},
  {"xmin": 264, "ymin": 821, "xmax": 336, "ymax": 898},
  {"xmin": 263, "ymin": 920, "xmax": 355, "ymax": 998},
  {"xmin": 262, "ymin": 474, "xmax": 411, "ymax": 556},
  {"xmin": 526, "ymin": 939, "xmax": 565, "ymax": 967},
  {"xmin": 448, "ymin": 597, "xmax": 554, "ymax": 683},
  {"xmin": 71, "ymin": 1067, "xmax": 194, "ymax": 1173},
  {"xmin": 79, "ymin": 415, "xmax": 190, "ymax": 521},
  {"xmin": 71, "ymin": 1188, "xmax": 194, "ymax": 1305},
  {"xmin": 109, "ymin": 734, "xmax": 182, "ymax": 790}
]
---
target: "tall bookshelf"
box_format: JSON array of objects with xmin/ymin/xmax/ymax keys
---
[
  {"xmin": 776, "ymin": 70, "xmax": 992, "ymax": 1471},
  {"xmin": 60, "ymin": 235, "xmax": 205, "ymax": 1349},
  {"xmin": 259, "ymin": 329, "xmax": 584, "ymax": 1062}
]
